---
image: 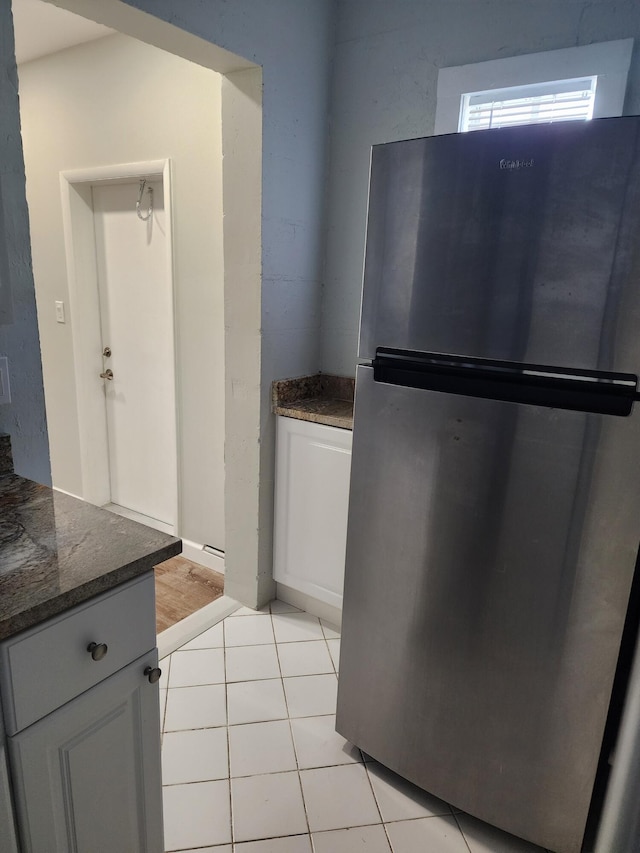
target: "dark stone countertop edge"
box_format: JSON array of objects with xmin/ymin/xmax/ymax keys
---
[
  {"xmin": 0, "ymin": 539, "xmax": 181, "ymax": 641},
  {"xmin": 0, "ymin": 474, "xmax": 182, "ymax": 641},
  {"xmin": 273, "ymin": 404, "xmax": 353, "ymax": 430},
  {"xmin": 272, "ymin": 374, "xmax": 355, "ymax": 431}
]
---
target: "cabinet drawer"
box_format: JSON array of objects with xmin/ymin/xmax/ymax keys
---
[{"xmin": 0, "ymin": 573, "xmax": 156, "ymax": 735}]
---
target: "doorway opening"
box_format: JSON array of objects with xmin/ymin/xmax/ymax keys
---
[{"xmin": 14, "ymin": 0, "xmax": 263, "ymax": 649}]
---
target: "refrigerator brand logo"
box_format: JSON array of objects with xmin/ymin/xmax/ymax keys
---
[{"xmin": 500, "ymin": 158, "xmax": 535, "ymax": 171}]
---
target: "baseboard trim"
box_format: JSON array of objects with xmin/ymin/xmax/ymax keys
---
[
  {"xmin": 276, "ymin": 583, "xmax": 342, "ymax": 629},
  {"xmin": 158, "ymin": 595, "xmax": 240, "ymax": 658},
  {"xmin": 53, "ymin": 486, "xmax": 83, "ymax": 501},
  {"xmin": 181, "ymin": 539, "xmax": 225, "ymax": 573},
  {"xmin": 103, "ymin": 503, "xmax": 175, "ymax": 536}
]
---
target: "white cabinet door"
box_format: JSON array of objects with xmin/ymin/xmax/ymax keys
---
[
  {"xmin": 0, "ymin": 743, "xmax": 19, "ymax": 853},
  {"xmin": 274, "ymin": 416, "xmax": 352, "ymax": 609},
  {"xmin": 0, "ymin": 701, "xmax": 19, "ymax": 853},
  {"xmin": 9, "ymin": 652, "xmax": 163, "ymax": 853}
]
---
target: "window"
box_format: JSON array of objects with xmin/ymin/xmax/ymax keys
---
[
  {"xmin": 435, "ymin": 40, "xmax": 632, "ymax": 136},
  {"xmin": 460, "ymin": 77, "xmax": 597, "ymax": 132}
]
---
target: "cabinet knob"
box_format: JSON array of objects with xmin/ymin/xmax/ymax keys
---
[
  {"xmin": 87, "ymin": 642, "xmax": 108, "ymax": 661},
  {"xmin": 144, "ymin": 666, "xmax": 162, "ymax": 684}
]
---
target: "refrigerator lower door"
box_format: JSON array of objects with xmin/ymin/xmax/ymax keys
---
[{"xmin": 336, "ymin": 365, "xmax": 640, "ymax": 853}]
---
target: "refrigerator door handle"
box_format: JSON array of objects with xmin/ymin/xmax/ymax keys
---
[{"xmin": 373, "ymin": 349, "xmax": 639, "ymax": 417}]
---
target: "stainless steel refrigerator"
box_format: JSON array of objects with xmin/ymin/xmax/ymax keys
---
[{"xmin": 335, "ymin": 117, "xmax": 640, "ymax": 853}]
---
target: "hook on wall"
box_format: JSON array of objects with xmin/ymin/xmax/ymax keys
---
[{"xmin": 136, "ymin": 178, "xmax": 153, "ymax": 221}]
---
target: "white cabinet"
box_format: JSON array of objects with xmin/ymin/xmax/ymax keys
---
[
  {"xmin": 9, "ymin": 652, "xmax": 162, "ymax": 853},
  {"xmin": 273, "ymin": 416, "xmax": 352, "ymax": 610},
  {"xmin": 0, "ymin": 572, "xmax": 163, "ymax": 853}
]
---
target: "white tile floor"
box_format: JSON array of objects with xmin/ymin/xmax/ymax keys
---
[{"xmin": 159, "ymin": 602, "xmax": 552, "ymax": 853}]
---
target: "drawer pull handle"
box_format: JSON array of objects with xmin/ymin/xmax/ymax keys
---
[
  {"xmin": 144, "ymin": 666, "xmax": 162, "ymax": 684},
  {"xmin": 87, "ymin": 642, "xmax": 108, "ymax": 661}
]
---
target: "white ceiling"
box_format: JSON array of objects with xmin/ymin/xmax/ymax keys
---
[{"xmin": 12, "ymin": 0, "xmax": 115, "ymax": 65}]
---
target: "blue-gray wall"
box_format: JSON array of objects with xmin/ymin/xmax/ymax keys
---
[
  {"xmin": 320, "ymin": 0, "xmax": 640, "ymax": 376},
  {"xmin": 0, "ymin": 2, "xmax": 50, "ymax": 484},
  {"xmin": 123, "ymin": 0, "xmax": 337, "ymax": 386}
]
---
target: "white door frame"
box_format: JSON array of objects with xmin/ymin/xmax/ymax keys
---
[{"xmin": 59, "ymin": 159, "xmax": 180, "ymax": 533}]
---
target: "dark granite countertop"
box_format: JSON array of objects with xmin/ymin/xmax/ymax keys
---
[
  {"xmin": 0, "ymin": 474, "xmax": 181, "ymax": 640},
  {"xmin": 272, "ymin": 374, "xmax": 355, "ymax": 430}
]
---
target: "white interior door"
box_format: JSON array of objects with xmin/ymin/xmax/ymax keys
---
[{"xmin": 92, "ymin": 179, "xmax": 176, "ymax": 527}]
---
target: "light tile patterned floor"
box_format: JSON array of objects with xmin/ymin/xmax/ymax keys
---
[{"xmin": 160, "ymin": 602, "xmax": 551, "ymax": 853}]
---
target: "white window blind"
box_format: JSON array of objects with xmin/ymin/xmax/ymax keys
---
[{"xmin": 459, "ymin": 76, "xmax": 597, "ymax": 132}]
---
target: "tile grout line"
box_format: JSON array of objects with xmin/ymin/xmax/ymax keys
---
[
  {"xmin": 272, "ymin": 605, "xmax": 315, "ymax": 849},
  {"xmin": 301, "ymin": 617, "xmax": 338, "ymax": 848},
  {"xmin": 363, "ymin": 757, "xmax": 395, "ymax": 852},
  {"xmin": 228, "ymin": 605, "xmax": 292, "ymax": 846},
  {"xmin": 159, "ymin": 653, "xmax": 171, "ymax": 744},
  {"xmin": 452, "ymin": 809, "xmax": 473, "ymax": 853},
  {"xmin": 161, "ymin": 638, "xmax": 231, "ymax": 851},
  {"xmin": 320, "ymin": 621, "xmax": 337, "ymax": 676},
  {"xmin": 321, "ymin": 619, "xmax": 340, "ymax": 675},
  {"xmin": 315, "ymin": 618, "xmax": 342, "ymax": 849},
  {"xmin": 222, "ymin": 617, "xmax": 234, "ymax": 848}
]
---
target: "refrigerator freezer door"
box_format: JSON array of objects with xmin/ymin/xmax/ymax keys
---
[
  {"xmin": 359, "ymin": 118, "xmax": 640, "ymax": 373},
  {"xmin": 336, "ymin": 365, "xmax": 640, "ymax": 853}
]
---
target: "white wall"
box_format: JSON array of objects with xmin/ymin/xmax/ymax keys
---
[
  {"xmin": 320, "ymin": 0, "xmax": 640, "ymax": 377},
  {"xmin": 18, "ymin": 32, "xmax": 225, "ymax": 549},
  {"xmin": 0, "ymin": 1, "xmax": 50, "ymax": 485}
]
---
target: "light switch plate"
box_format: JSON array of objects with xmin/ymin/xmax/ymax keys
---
[
  {"xmin": 55, "ymin": 300, "xmax": 65, "ymax": 323},
  {"xmin": 0, "ymin": 357, "xmax": 11, "ymax": 405}
]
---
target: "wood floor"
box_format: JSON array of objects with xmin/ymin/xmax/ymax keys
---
[{"xmin": 154, "ymin": 555, "xmax": 224, "ymax": 633}]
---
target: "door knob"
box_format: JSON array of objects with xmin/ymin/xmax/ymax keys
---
[
  {"xmin": 87, "ymin": 642, "xmax": 108, "ymax": 661},
  {"xmin": 99, "ymin": 369, "xmax": 114, "ymax": 380},
  {"xmin": 144, "ymin": 666, "xmax": 162, "ymax": 684}
]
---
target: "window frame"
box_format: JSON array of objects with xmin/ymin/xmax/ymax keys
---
[
  {"xmin": 459, "ymin": 76, "xmax": 597, "ymax": 132},
  {"xmin": 434, "ymin": 39, "xmax": 633, "ymax": 136}
]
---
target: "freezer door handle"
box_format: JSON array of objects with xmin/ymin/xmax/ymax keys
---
[{"xmin": 373, "ymin": 349, "xmax": 639, "ymax": 416}]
